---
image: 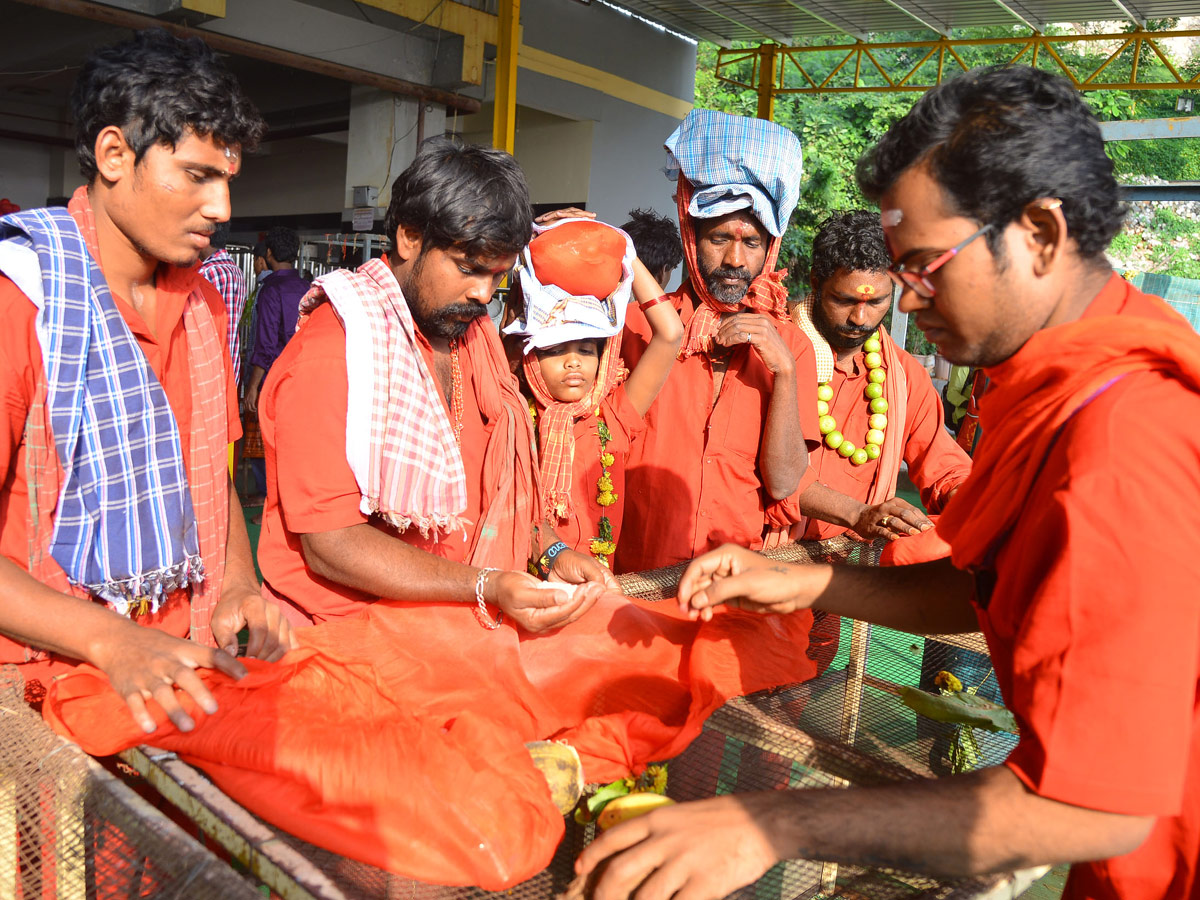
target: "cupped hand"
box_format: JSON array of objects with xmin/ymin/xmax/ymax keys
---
[
  {"xmin": 89, "ymin": 623, "xmax": 247, "ymax": 734},
  {"xmin": 714, "ymin": 313, "xmax": 793, "ymax": 375},
  {"xmin": 549, "ymin": 547, "xmax": 621, "ymax": 594},
  {"xmin": 575, "ymin": 793, "xmax": 784, "ymax": 900},
  {"xmin": 853, "ymin": 497, "xmax": 932, "ymax": 542},
  {"xmin": 489, "ymin": 569, "xmax": 601, "ymax": 633}
]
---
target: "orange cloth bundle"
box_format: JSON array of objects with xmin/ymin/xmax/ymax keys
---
[
  {"xmin": 527, "ymin": 220, "xmax": 627, "ymax": 299},
  {"xmin": 43, "ymin": 595, "xmax": 815, "ymax": 890}
]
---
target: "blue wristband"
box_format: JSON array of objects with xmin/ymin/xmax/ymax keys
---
[{"xmin": 543, "ymin": 541, "xmax": 569, "ymax": 569}]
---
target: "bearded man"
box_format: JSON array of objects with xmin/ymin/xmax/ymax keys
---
[
  {"xmin": 256, "ymin": 138, "xmax": 616, "ymax": 629},
  {"xmin": 788, "ymin": 210, "xmax": 971, "ymax": 546},
  {"xmin": 617, "ymin": 109, "xmax": 817, "ymax": 576}
]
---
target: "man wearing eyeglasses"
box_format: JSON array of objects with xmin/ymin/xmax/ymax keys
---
[{"xmin": 577, "ymin": 65, "xmax": 1200, "ymax": 900}]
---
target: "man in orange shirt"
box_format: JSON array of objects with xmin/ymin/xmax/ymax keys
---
[
  {"xmin": 788, "ymin": 210, "xmax": 970, "ymax": 544},
  {"xmin": 257, "ymin": 139, "xmax": 616, "ymax": 630},
  {"xmin": 618, "ymin": 109, "xmax": 816, "ymax": 574},
  {"xmin": 580, "ymin": 66, "xmax": 1200, "ymax": 900},
  {"xmin": 786, "ymin": 211, "xmax": 972, "ymax": 674},
  {"xmin": 0, "ymin": 30, "xmax": 291, "ymax": 734}
]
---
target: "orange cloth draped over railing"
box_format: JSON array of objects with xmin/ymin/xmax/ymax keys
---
[{"xmin": 43, "ymin": 594, "xmax": 815, "ymax": 890}]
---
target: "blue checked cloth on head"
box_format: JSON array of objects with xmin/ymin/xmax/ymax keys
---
[
  {"xmin": 0, "ymin": 207, "xmax": 202, "ymax": 614},
  {"xmin": 664, "ymin": 108, "xmax": 803, "ymax": 238}
]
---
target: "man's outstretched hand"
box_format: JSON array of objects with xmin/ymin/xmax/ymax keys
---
[
  {"xmin": 575, "ymin": 794, "xmax": 784, "ymax": 900},
  {"xmin": 677, "ymin": 544, "xmax": 831, "ymax": 621},
  {"xmin": 88, "ymin": 623, "xmax": 247, "ymax": 734}
]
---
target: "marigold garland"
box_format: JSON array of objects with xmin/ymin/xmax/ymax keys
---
[{"xmin": 589, "ymin": 415, "xmax": 617, "ymax": 566}]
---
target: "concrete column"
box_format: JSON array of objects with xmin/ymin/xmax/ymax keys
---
[{"xmin": 344, "ymin": 87, "xmax": 447, "ymax": 224}]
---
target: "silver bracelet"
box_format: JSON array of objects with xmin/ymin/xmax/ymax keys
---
[{"xmin": 473, "ymin": 567, "xmax": 504, "ymax": 630}]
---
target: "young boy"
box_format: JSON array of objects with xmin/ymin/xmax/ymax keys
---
[{"xmin": 506, "ymin": 219, "xmax": 682, "ymax": 567}]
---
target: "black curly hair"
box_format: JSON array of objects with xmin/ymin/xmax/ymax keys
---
[
  {"xmin": 809, "ymin": 210, "xmax": 891, "ymax": 288},
  {"xmin": 384, "ymin": 136, "xmax": 532, "ymax": 260},
  {"xmin": 620, "ymin": 208, "xmax": 683, "ymax": 281},
  {"xmin": 72, "ymin": 28, "xmax": 266, "ymax": 180},
  {"xmin": 857, "ymin": 65, "xmax": 1125, "ymax": 262}
]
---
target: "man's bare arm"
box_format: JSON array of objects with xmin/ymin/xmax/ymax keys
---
[
  {"xmin": 678, "ymin": 543, "xmax": 979, "ymax": 634},
  {"xmin": 0, "ymin": 556, "xmax": 246, "ymax": 732},
  {"xmin": 579, "ymin": 766, "xmax": 1153, "ymax": 900},
  {"xmin": 300, "ymin": 524, "xmax": 603, "ymax": 633}
]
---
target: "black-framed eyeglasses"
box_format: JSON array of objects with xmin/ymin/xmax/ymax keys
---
[{"xmin": 887, "ymin": 223, "xmax": 993, "ymax": 299}]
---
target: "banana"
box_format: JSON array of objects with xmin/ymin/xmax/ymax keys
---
[{"xmin": 596, "ymin": 792, "xmax": 675, "ymax": 831}]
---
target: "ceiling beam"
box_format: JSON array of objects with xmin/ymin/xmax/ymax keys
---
[
  {"xmin": 777, "ymin": 0, "xmax": 867, "ymax": 41},
  {"xmin": 597, "ymin": 2, "xmax": 717, "ymax": 46},
  {"xmin": 1109, "ymin": 0, "xmax": 1148, "ymax": 27},
  {"xmin": 880, "ymin": 0, "xmax": 953, "ymax": 37},
  {"xmin": 678, "ymin": 0, "xmax": 793, "ymax": 45},
  {"xmin": 8, "ymin": 0, "xmax": 481, "ymax": 112},
  {"xmin": 988, "ymin": 0, "xmax": 1044, "ymax": 32},
  {"xmin": 621, "ymin": 2, "xmax": 732, "ymax": 46}
]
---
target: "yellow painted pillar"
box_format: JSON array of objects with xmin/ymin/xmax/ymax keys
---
[
  {"xmin": 493, "ymin": 0, "xmax": 520, "ymax": 152},
  {"xmin": 756, "ymin": 43, "xmax": 777, "ymax": 121}
]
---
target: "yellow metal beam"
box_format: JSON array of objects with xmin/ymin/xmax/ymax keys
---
[
  {"xmin": 757, "ymin": 43, "xmax": 777, "ymax": 120},
  {"xmin": 493, "ymin": 0, "xmax": 519, "ymax": 152},
  {"xmin": 718, "ymin": 29, "xmax": 1200, "ymax": 99},
  {"xmin": 181, "ymin": 0, "xmax": 224, "ymax": 15}
]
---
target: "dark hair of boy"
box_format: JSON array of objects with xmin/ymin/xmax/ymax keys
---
[{"xmin": 72, "ymin": 28, "xmax": 265, "ymax": 180}]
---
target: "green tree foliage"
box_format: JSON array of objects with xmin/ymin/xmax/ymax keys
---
[{"xmin": 692, "ymin": 22, "xmax": 1200, "ymax": 308}]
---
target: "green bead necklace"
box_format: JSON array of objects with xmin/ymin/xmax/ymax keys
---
[{"xmin": 816, "ymin": 331, "xmax": 888, "ymax": 467}]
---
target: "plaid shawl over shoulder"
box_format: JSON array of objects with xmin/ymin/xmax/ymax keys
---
[{"xmin": 0, "ymin": 207, "xmax": 224, "ymax": 622}]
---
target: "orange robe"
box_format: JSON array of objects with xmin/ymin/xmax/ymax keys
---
[
  {"xmin": 0, "ymin": 258, "xmax": 239, "ymax": 691},
  {"xmin": 938, "ymin": 275, "xmax": 1200, "ymax": 900},
  {"xmin": 44, "ymin": 588, "xmax": 820, "ymax": 889},
  {"xmin": 617, "ymin": 286, "xmax": 819, "ymax": 574}
]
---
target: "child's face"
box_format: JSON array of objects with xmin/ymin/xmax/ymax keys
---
[{"xmin": 536, "ymin": 339, "xmax": 601, "ymax": 403}]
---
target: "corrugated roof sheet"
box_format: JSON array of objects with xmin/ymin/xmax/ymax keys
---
[{"xmin": 619, "ymin": 0, "xmax": 1200, "ymax": 45}]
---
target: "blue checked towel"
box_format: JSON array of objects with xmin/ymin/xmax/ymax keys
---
[
  {"xmin": 0, "ymin": 207, "xmax": 203, "ymax": 614},
  {"xmin": 664, "ymin": 108, "xmax": 803, "ymax": 237}
]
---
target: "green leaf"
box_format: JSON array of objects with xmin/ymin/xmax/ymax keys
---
[
  {"xmin": 585, "ymin": 779, "xmax": 631, "ymax": 817},
  {"xmin": 900, "ymin": 686, "xmax": 1018, "ymax": 734}
]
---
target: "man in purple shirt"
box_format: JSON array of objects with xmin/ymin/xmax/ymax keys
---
[{"xmin": 244, "ymin": 226, "xmax": 309, "ymax": 415}]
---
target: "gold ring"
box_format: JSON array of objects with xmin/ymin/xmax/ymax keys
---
[{"xmin": 880, "ymin": 515, "xmax": 893, "ymax": 528}]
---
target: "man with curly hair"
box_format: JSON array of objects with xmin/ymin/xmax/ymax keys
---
[{"xmin": 0, "ymin": 29, "xmax": 293, "ymax": 734}]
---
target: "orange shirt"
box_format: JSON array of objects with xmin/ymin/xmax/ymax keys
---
[
  {"xmin": 257, "ymin": 302, "xmax": 494, "ymax": 624},
  {"xmin": 0, "ymin": 267, "xmax": 240, "ymax": 673},
  {"xmin": 976, "ymin": 278, "xmax": 1200, "ymax": 899},
  {"xmin": 547, "ymin": 384, "xmax": 645, "ymax": 560},
  {"xmin": 797, "ymin": 345, "xmax": 970, "ymax": 540},
  {"xmin": 617, "ymin": 287, "xmax": 818, "ymax": 573}
]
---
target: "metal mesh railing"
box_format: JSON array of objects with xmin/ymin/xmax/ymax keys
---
[
  {"xmin": 3, "ymin": 537, "xmax": 1034, "ymax": 899},
  {"xmin": 0, "ymin": 667, "xmax": 260, "ymax": 899}
]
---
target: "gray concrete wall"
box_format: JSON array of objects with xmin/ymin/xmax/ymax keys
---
[{"xmin": 512, "ymin": 0, "xmax": 696, "ymax": 244}]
